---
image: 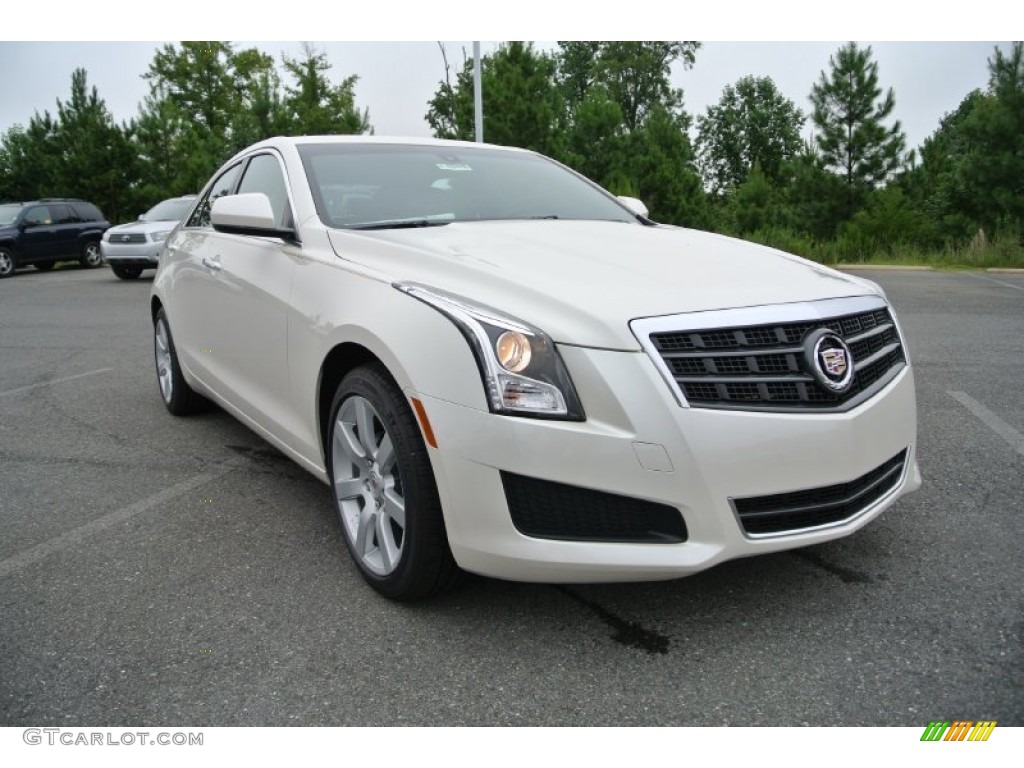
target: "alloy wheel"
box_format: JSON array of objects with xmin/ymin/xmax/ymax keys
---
[
  {"xmin": 332, "ymin": 395, "xmax": 406, "ymax": 576},
  {"xmin": 154, "ymin": 318, "xmax": 174, "ymax": 404}
]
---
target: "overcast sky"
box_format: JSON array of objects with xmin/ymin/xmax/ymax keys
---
[{"xmin": 0, "ymin": 3, "xmax": 1013, "ymax": 157}]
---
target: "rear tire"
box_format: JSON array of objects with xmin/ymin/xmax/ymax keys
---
[
  {"xmin": 80, "ymin": 241, "xmax": 102, "ymax": 268},
  {"xmin": 327, "ymin": 364, "xmax": 459, "ymax": 601},
  {"xmin": 113, "ymin": 266, "xmax": 143, "ymax": 280},
  {"xmin": 154, "ymin": 308, "xmax": 204, "ymax": 415}
]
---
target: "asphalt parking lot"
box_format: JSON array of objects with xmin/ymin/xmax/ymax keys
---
[{"xmin": 1, "ymin": 265, "xmax": 1021, "ymax": 726}]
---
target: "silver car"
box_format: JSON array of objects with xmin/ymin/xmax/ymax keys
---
[{"xmin": 102, "ymin": 196, "xmax": 196, "ymax": 280}]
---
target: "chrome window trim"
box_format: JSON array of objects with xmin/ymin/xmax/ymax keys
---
[{"xmin": 629, "ymin": 295, "xmax": 892, "ymax": 409}]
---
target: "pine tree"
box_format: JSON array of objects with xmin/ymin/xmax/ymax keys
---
[
  {"xmin": 809, "ymin": 42, "xmax": 906, "ymax": 215},
  {"xmin": 283, "ymin": 43, "xmax": 371, "ymax": 136}
]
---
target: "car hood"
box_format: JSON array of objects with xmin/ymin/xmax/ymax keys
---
[
  {"xmin": 326, "ymin": 220, "xmax": 879, "ymax": 350},
  {"xmin": 106, "ymin": 220, "xmax": 180, "ymax": 235}
]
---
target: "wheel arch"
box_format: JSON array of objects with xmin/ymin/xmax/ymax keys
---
[{"xmin": 316, "ymin": 341, "xmax": 388, "ymax": 466}]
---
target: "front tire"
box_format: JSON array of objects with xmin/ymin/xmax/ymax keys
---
[
  {"xmin": 0, "ymin": 248, "xmax": 15, "ymax": 278},
  {"xmin": 112, "ymin": 266, "xmax": 143, "ymax": 280},
  {"xmin": 80, "ymin": 241, "xmax": 102, "ymax": 268},
  {"xmin": 327, "ymin": 364, "xmax": 459, "ymax": 601},
  {"xmin": 154, "ymin": 308, "xmax": 203, "ymax": 415}
]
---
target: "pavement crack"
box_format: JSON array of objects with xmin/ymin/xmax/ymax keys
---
[
  {"xmin": 792, "ymin": 549, "xmax": 873, "ymax": 584},
  {"xmin": 554, "ymin": 585, "xmax": 670, "ymax": 655}
]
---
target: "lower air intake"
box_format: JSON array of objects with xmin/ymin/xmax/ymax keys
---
[{"xmin": 501, "ymin": 472, "xmax": 687, "ymax": 543}]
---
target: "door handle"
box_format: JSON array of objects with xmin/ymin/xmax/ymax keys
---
[{"xmin": 201, "ymin": 256, "xmax": 222, "ymax": 272}]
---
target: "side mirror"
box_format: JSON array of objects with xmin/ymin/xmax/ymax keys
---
[
  {"xmin": 617, "ymin": 196, "xmax": 649, "ymax": 218},
  {"xmin": 211, "ymin": 193, "xmax": 295, "ymax": 240}
]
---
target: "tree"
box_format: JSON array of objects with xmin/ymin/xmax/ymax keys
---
[
  {"xmin": 696, "ymin": 76, "xmax": 805, "ymax": 193},
  {"xmin": 231, "ymin": 47, "xmax": 289, "ymax": 146},
  {"xmin": 586, "ymin": 42, "xmax": 700, "ymax": 132},
  {"xmin": 0, "ymin": 70, "xmax": 135, "ymax": 221},
  {"xmin": 778, "ymin": 143, "xmax": 852, "ymax": 240},
  {"xmin": 627, "ymin": 104, "xmax": 708, "ymax": 227},
  {"xmin": 952, "ymin": 42, "xmax": 1024, "ymax": 237},
  {"xmin": 899, "ymin": 89, "xmax": 986, "ymax": 242},
  {"xmin": 426, "ymin": 42, "xmax": 562, "ymax": 155},
  {"xmin": 552, "ymin": 41, "xmax": 706, "ymax": 226},
  {"xmin": 282, "ymin": 43, "xmax": 371, "ymax": 136},
  {"xmin": 0, "ymin": 114, "xmax": 61, "ymax": 202},
  {"xmin": 145, "ymin": 42, "xmax": 238, "ymax": 139},
  {"xmin": 53, "ymin": 69, "xmax": 138, "ymax": 221},
  {"xmin": 809, "ymin": 42, "xmax": 907, "ymax": 216},
  {"xmin": 141, "ymin": 42, "xmax": 242, "ymax": 192}
]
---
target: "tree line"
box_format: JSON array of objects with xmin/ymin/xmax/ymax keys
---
[
  {"xmin": 1, "ymin": 40, "xmax": 1020, "ymax": 267},
  {"xmin": 0, "ymin": 42, "xmax": 368, "ymax": 222}
]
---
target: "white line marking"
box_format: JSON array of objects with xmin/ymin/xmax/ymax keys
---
[
  {"xmin": 963, "ymin": 272, "xmax": 1024, "ymax": 292},
  {"xmin": 0, "ymin": 460, "xmax": 243, "ymax": 578},
  {"xmin": 0, "ymin": 368, "xmax": 113, "ymax": 397},
  {"xmin": 948, "ymin": 391, "xmax": 1024, "ymax": 457}
]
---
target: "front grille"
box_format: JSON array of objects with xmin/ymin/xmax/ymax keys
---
[
  {"xmin": 501, "ymin": 472, "xmax": 687, "ymax": 543},
  {"xmin": 649, "ymin": 306, "xmax": 906, "ymax": 411},
  {"xmin": 733, "ymin": 449, "xmax": 907, "ymax": 536},
  {"xmin": 113, "ymin": 233, "xmax": 147, "ymax": 244}
]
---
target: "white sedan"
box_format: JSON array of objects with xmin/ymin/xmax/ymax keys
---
[{"xmin": 151, "ymin": 136, "xmax": 921, "ymax": 601}]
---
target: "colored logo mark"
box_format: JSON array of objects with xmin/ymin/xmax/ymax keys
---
[{"xmin": 920, "ymin": 720, "xmax": 997, "ymax": 741}]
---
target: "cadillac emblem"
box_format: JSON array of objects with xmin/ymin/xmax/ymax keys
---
[{"xmin": 804, "ymin": 329, "xmax": 854, "ymax": 393}]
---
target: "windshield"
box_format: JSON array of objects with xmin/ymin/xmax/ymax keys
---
[
  {"xmin": 298, "ymin": 144, "xmax": 637, "ymax": 230},
  {"xmin": 0, "ymin": 204, "xmax": 23, "ymax": 227},
  {"xmin": 142, "ymin": 197, "xmax": 195, "ymax": 222}
]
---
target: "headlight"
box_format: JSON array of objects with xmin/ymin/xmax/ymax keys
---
[
  {"xmin": 395, "ymin": 283, "xmax": 585, "ymax": 420},
  {"xmin": 150, "ymin": 230, "xmax": 171, "ymax": 242}
]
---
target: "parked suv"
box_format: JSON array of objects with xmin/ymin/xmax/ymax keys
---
[
  {"xmin": 0, "ymin": 198, "xmax": 110, "ymax": 277},
  {"xmin": 102, "ymin": 195, "xmax": 196, "ymax": 280}
]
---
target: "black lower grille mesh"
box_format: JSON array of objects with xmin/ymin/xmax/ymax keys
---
[
  {"xmin": 733, "ymin": 449, "xmax": 907, "ymax": 535},
  {"xmin": 501, "ymin": 472, "xmax": 687, "ymax": 543}
]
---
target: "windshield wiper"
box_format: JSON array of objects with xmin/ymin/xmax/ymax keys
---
[{"xmin": 349, "ymin": 218, "xmax": 451, "ymax": 231}]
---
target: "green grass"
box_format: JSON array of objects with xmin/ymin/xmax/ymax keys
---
[{"xmin": 738, "ymin": 227, "xmax": 1024, "ymax": 270}]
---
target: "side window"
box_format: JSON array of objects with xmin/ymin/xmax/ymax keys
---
[
  {"xmin": 50, "ymin": 204, "xmax": 75, "ymax": 224},
  {"xmin": 24, "ymin": 206, "xmax": 53, "ymax": 226},
  {"xmin": 72, "ymin": 203, "xmax": 103, "ymax": 222},
  {"xmin": 236, "ymin": 154, "xmax": 291, "ymax": 229},
  {"xmin": 187, "ymin": 163, "xmax": 243, "ymax": 228}
]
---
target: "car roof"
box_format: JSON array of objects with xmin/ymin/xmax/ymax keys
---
[{"xmin": 224, "ymin": 135, "xmax": 531, "ymax": 164}]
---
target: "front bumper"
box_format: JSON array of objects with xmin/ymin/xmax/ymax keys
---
[
  {"xmin": 101, "ymin": 240, "xmax": 162, "ymax": 267},
  {"xmin": 414, "ymin": 344, "xmax": 920, "ymax": 583}
]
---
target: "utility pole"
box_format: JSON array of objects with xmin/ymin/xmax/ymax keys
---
[{"xmin": 473, "ymin": 41, "xmax": 483, "ymax": 143}]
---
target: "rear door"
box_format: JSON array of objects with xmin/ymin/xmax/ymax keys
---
[{"xmin": 49, "ymin": 204, "xmax": 80, "ymax": 257}]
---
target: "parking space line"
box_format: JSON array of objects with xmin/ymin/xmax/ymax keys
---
[
  {"xmin": 0, "ymin": 368, "xmax": 113, "ymax": 398},
  {"xmin": 963, "ymin": 272, "xmax": 1024, "ymax": 292},
  {"xmin": 0, "ymin": 460, "xmax": 242, "ymax": 578},
  {"xmin": 948, "ymin": 391, "xmax": 1024, "ymax": 456}
]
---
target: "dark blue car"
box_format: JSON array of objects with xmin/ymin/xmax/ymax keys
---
[{"xmin": 0, "ymin": 198, "xmax": 110, "ymax": 278}]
